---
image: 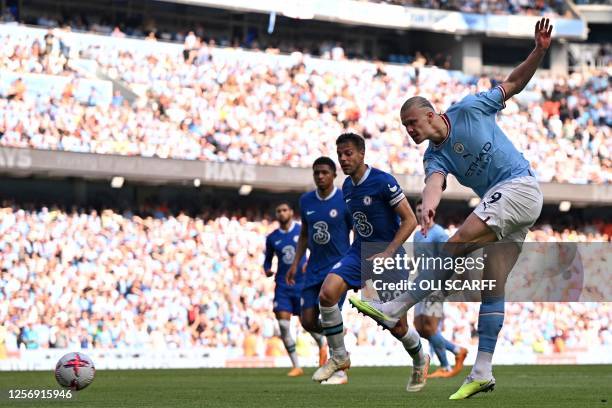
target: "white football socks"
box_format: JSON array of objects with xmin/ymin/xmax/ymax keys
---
[
  {"xmin": 278, "ymin": 319, "xmax": 299, "ymax": 368},
  {"xmin": 471, "ymin": 351, "xmax": 493, "ymax": 380},
  {"xmin": 320, "ymin": 304, "xmax": 348, "ymax": 360},
  {"xmin": 309, "ymin": 331, "xmax": 325, "ymax": 348},
  {"xmin": 400, "ymin": 327, "xmax": 426, "ymax": 367}
]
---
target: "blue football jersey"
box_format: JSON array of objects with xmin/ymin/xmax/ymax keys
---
[
  {"xmin": 423, "ymin": 85, "xmax": 533, "ymax": 198},
  {"xmin": 299, "ymin": 187, "xmax": 352, "ymax": 286},
  {"xmin": 263, "ymin": 222, "xmax": 307, "ymax": 290},
  {"xmin": 414, "ymin": 223, "xmax": 449, "ymax": 263},
  {"xmin": 342, "ymin": 166, "xmax": 406, "ymax": 254}
]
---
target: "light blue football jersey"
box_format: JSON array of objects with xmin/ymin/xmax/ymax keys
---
[
  {"xmin": 414, "ymin": 223, "xmax": 448, "ymax": 267},
  {"xmin": 423, "ymin": 86, "xmax": 533, "ymax": 198}
]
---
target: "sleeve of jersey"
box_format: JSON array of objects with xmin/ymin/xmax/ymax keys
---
[
  {"xmin": 381, "ymin": 174, "xmax": 406, "ymax": 207},
  {"xmin": 423, "ymin": 151, "xmax": 448, "ymax": 190},
  {"xmin": 465, "ymin": 85, "xmax": 506, "ymax": 115},
  {"xmin": 263, "ymin": 236, "xmax": 274, "ymax": 271},
  {"xmin": 298, "ymin": 195, "xmax": 306, "ymax": 223},
  {"xmin": 344, "ymin": 206, "xmax": 353, "ymax": 231}
]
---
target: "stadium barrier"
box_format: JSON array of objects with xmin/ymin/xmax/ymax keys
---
[
  {"xmin": 1, "ymin": 147, "xmax": 611, "ymax": 204},
  {"xmin": 164, "ymin": 0, "xmax": 587, "ymax": 39},
  {"xmin": 0, "ymin": 70, "xmax": 112, "ymax": 107},
  {"xmin": 1, "ymin": 345, "xmax": 610, "ymax": 371}
]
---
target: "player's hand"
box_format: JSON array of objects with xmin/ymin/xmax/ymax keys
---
[
  {"xmin": 366, "ymin": 251, "xmax": 392, "ymax": 262},
  {"xmin": 285, "ymin": 264, "xmax": 297, "ymax": 285},
  {"xmin": 534, "ymin": 18, "xmax": 553, "ymax": 51},
  {"xmin": 419, "ymin": 207, "xmax": 435, "ymax": 236},
  {"xmin": 264, "ymin": 269, "xmax": 274, "ymax": 278}
]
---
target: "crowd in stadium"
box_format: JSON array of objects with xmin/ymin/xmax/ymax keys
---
[
  {"xmin": 365, "ymin": 0, "xmax": 570, "ymax": 16},
  {"xmin": 0, "ymin": 27, "xmax": 610, "ymax": 184},
  {"xmin": 0, "ymin": 204, "xmax": 609, "ymax": 357}
]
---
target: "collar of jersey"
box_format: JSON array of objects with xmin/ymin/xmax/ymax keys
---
[
  {"xmin": 279, "ymin": 221, "xmax": 296, "ymax": 234},
  {"xmin": 316, "ymin": 186, "xmax": 338, "ymax": 201},
  {"xmin": 432, "ymin": 113, "xmax": 452, "ymax": 150},
  {"xmin": 351, "ymin": 165, "xmax": 371, "ymax": 186}
]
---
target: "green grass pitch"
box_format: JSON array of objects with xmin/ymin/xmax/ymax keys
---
[{"xmin": 1, "ymin": 365, "xmax": 610, "ymax": 407}]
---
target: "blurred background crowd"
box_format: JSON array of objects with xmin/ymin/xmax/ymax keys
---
[
  {"xmin": 0, "ymin": 24, "xmax": 610, "ymax": 184},
  {"xmin": 0, "ymin": 203, "xmax": 609, "ymax": 358}
]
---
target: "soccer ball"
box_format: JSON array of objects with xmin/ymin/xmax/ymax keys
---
[{"xmin": 54, "ymin": 352, "xmax": 96, "ymax": 390}]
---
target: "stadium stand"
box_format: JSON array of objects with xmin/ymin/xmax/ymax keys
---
[
  {"xmin": 0, "ymin": 203, "xmax": 609, "ymax": 357},
  {"xmin": 0, "ymin": 26, "xmax": 610, "ymax": 184},
  {"xmin": 363, "ymin": 0, "xmax": 570, "ymax": 16}
]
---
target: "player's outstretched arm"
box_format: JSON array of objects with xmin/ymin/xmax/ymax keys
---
[
  {"xmin": 501, "ymin": 17, "xmax": 553, "ymax": 100},
  {"xmin": 421, "ymin": 173, "xmax": 445, "ymax": 236},
  {"xmin": 286, "ymin": 219, "xmax": 309, "ymax": 285}
]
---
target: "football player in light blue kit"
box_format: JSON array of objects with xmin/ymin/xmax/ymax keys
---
[
  {"xmin": 412, "ymin": 200, "xmax": 468, "ymax": 379},
  {"xmin": 313, "ymin": 133, "xmax": 430, "ymax": 393},
  {"xmin": 263, "ymin": 202, "xmax": 309, "ymax": 377},
  {"xmin": 351, "ymin": 18, "xmax": 551, "ymax": 400}
]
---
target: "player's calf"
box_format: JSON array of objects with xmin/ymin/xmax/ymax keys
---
[
  {"xmin": 278, "ymin": 318, "xmax": 300, "ymax": 370},
  {"xmin": 471, "ymin": 296, "xmax": 504, "ymax": 380}
]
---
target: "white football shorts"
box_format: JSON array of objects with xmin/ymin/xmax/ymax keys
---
[
  {"xmin": 473, "ymin": 176, "xmax": 543, "ymax": 243},
  {"xmin": 414, "ymin": 294, "xmax": 444, "ymax": 318}
]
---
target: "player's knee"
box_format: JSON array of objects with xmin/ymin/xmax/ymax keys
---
[
  {"xmin": 419, "ymin": 325, "xmax": 436, "ymax": 338},
  {"xmin": 318, "ymin": 287, "xmax": 339, "ymax": 307},
  {"xmin": 389, "ymin": 319, "xmax": 408, "ymax": 338},
  {"xmin": 300, "ymin": 315, "xmax": 317, "ymax": 332},
  {"xmin": 413, "ymin": 320, "xmax": 423, "ymax": 335}
]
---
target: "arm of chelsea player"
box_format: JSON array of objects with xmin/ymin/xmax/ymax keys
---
[
  {"xmin": 263, "ymin": 235, "xmax": 275, "ymax": 277},
  {"xmin": 286, "ymin": 217, "xmax": 309, "ymax": 285},
  {"xmin": 377, "ymin": 174, "xmax": 417, "ymax": 257},
  {"xmin": 384, "ymin": 198, "xmax": 418, "ymax": 256}
]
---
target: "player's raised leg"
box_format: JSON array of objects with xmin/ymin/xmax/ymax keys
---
[{"xmin": 312, "ymin": 273, "xmax": 351, "ymax": 382}]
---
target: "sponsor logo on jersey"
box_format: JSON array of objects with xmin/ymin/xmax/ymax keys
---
[
  {"xmin": 306, "ymin": 210, "xmax": 315, "ymax": 215},
  {"xmin": 363, "ymin": 196, "xmax": 372, "ymax": 206},
  {"xmin": 329, "ymin": 209, "xmax": 338, "ymax": 218},
  {"xmin": 465, "ymin": 142, "xmax": 492, "ymax": 177},
  {"xmin": 388, "ymin": 184, "xmax": 398, "ymax": 193},
  {"xmin": 453, "ymin": 142, "xmax": 465, "ymax": 154}
]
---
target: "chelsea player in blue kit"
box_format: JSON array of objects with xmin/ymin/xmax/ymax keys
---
[
  {"xmin": 286, "ymin": 156, "xmax": 352, "ymax": 384},
  {"xmin": 313, "ymin": 133, "xmax": 431, "ymax": 393},
  {"xmin": 351, "ymin": 18, "xmax": 552, "ymax": 399},
  {"xmin": 263, "ymin": 202, "xmax": 312, "ymax": 377}
]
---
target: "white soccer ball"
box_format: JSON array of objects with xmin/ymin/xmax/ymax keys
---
[{"xmin": 54, "ymin": 352, "xmax": 96, "ymax": 390}]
